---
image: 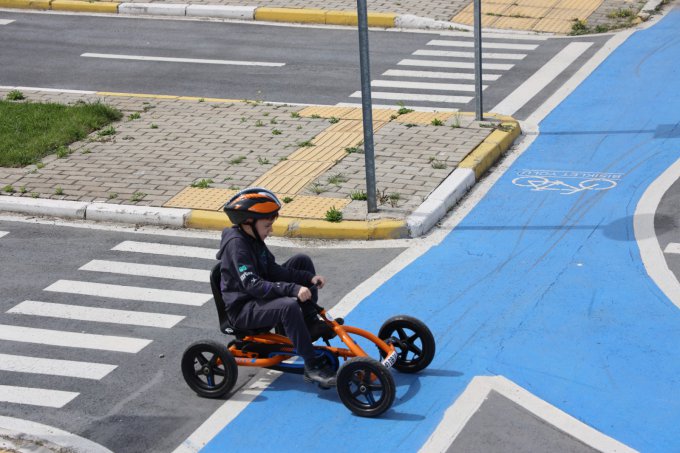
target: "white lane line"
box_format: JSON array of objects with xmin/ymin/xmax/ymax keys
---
[
  {"xmin": 0, "ymin": 385, "xmax": 78, "ymax": 408},
  {"xmin": 491, "ymin": 42, "xmax": 593, "ymax": 115},
  {"xmin": 112, "ymin": 240, "xmax": 217, "ymax": 259},
  {"xmin": 371, "ymin": 80, "xmax": 484, "ymax": 92},
  {"xmin": 81, "ymin": 53, "xmax": 285, "ymax": 67},
  {"xmin": 9, "ymin": 300, "xmax": 185, "ymax": 328},
  {"xmin": 0, "ymin": 20, "xmax": 15, "ymax": 25},
  {"xmin": 0, "ymin": 231, "xmax": 8, "ymax": 238},
  {"xmin": 44, "ymin": 280, "xmax": 211, "ymax": 306},
  {"xmin": 80, "ymin": 259, "xmax": 209, "ymax": 282},
  {"xmin": 399, "ymin": 59, "xmax": 514, "ymax": 71},
  {"xmin": 350, "ymin": 91, "xmax": 473, "ymax": 104},
  {"xmin": 427, "ymin": 39, "xmax": 539, "ymax": 50},
  {"xmin": 0, "ymin": 353, "xmax": 117, "ymax": 380},
  {"xmin": 383, "ymin": 69, "xmax": 501, "ymax": 81},
  {"xmin": 414, "ymin": 49, "xmax": 527, "ymax": 60},
  {"xmin": 664, "ymin": 243, "xmax": 680, "ymax": 254},
  {"xmin": 0, "ymin": 324, "xmax": 150, "ymax": 353},
  {"xmin": 335, "ymin": 102, "xmax": 459, "ymax": 112}
]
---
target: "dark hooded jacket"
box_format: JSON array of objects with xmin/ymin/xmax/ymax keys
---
[{"xmin": 216, "ymin": 226, "xmax": 314, "ymax": 321}]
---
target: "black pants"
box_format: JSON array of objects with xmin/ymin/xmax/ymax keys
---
[{"xmin": 229, "ymin": 254, "xmax": 319, "ymax": 363}]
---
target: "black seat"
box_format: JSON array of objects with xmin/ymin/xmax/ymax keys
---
[{"xmin": 210, "ymin": 263, "xmax": 273, "ymax": 337}]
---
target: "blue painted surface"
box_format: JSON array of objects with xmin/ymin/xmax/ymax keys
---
[{"xmin": 202, "ymin": 11, "xmax": 680, "ymax": 453}]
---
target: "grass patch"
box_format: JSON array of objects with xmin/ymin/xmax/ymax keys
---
[
  {"xmin": 6, "ymin": 90, "xmax": 25, "ymax": 101},
  {"xmin": 190, "ymin": 178, "xmax": 213, "ymax": 189},
  {"xmin": 350, "ymin": 190, "xmax": 367, "ymax": 201},
  {"xmin": 324, "ymin": 206, "xmax": 343, "ymax": 222},
  {"xmin": 0, "ymin": 100, "xmax": 122, "ymax": 167}
]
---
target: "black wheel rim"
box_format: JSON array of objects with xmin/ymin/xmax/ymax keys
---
[
  {"xmin": 389, "ymin": 327, "xmax": 424, "ymax": 366},
  {"xmin": 190, "ymin": 349, "xmax": 227, "ymax": 390},
  {"xmin": 344, "ymin": 368, "xmax": 386, "ymax": 409}
]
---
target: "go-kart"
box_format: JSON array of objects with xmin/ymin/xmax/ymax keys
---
[{"xmin": 181, "ymin": 263, "xmax": 435, "ymax": 417}]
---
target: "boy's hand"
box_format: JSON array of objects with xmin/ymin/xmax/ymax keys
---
[
  {"xmin": 311, "ymin": 275, "xmax": 326, "ymax": 289},
  {"xmin": 298, "ymin": 286, "xmax": 312, "ymax": 302}
]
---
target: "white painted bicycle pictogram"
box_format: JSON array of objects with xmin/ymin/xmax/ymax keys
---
[{"xmin": 512, "ymin": 175, "xmax": 618, "ymax": 195}]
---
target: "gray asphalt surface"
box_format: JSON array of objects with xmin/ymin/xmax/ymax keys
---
[{"xmin": 0, "ymin": 218, "xmax": 406, "ymax": 452}]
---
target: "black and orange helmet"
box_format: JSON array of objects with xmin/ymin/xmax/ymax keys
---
[{"xmin": 223, "ymin": 187, "xmax": 282, "ymax": 225}]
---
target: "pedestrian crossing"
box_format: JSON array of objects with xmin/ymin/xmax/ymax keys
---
[
  {"xmin": 664, "ymin": 243, "xmax": 679, "ymax": 254},
  {"xmin": 340, "ymin": 31, "xmax": 548, "ymax": 112},
  {"xmin": 0, "ymin": 239, "xmax": 217, "ymax": 408}
]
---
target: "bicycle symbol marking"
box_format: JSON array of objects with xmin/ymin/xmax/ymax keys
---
[{"xmin": 512, "ymin": 170, "xmax": 622, "ymax": 195}]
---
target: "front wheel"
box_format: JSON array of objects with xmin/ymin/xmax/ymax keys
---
[
  {"xmin": 336, "ymin": 357, "xmax": 395, "ymax": 418},
  {"xmin": 181, "ymin": 340, "xmax": 238, "ymax": 398},
  {"xmin": 378, "ymin": 315, "xmax": 435, "ymax": 373}
]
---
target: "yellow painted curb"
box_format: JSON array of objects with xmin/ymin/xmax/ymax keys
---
[
  {"xmin": 458, "ymin": 117, "xmax": 521, "ymax": 180},
  {"xmin": 0, "ymin": 0, "xmax": 49, "ymax": 9},
  {"xmin": 255, "ymin": 7, "xmax": 326, "ymax": 23},
  {"xmin": 186, "ymin": 210, "xmax": 408, "ymax": 240},
  {"xmin": 325, "ymin": 10, "xmax": 358, "ymax": 25},
  {"xmin": 51, "ymin": 0, "xmax": 119, "ymax": 12}
]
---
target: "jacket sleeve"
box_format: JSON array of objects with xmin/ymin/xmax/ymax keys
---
[
  {"xmin": 222, "ymin": 238, "xmax": 300, "ymax": 300},
  {"xmin": 267, "ymin": 254, "xmax": 315, "ymax": 287}
]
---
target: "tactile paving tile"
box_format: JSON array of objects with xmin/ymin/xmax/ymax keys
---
[
  {"xmin": 164, "ymin": 187, "xmax": 236, "ymax": 210},
  {"xmin": 253, "ymin": 161, "xmax": 336, "ymax": 194},
  {"xmin": 279, "ymin": 195, "xmax": 350, "ymax": 219},
  {"xmin": 393, "ymin": 111, "xmax": 457, "ymax": 125},
  {"xmin": 297, "ymin": 106, "xmax": 398, "ymax": 122}
]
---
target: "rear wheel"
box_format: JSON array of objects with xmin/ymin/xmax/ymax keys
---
[
  {"xmin": 378, "ymin": 315, "xmax": 435, "ymax": 373},
  {"xmin": 181, "ymin": 340, "xmax": 237, "ymax": 398},
  {"xmin": 336, "ymin": 357, "xmax": 395, "ymax": 417}
]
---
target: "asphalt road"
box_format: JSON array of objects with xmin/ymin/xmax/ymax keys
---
[
  {"xmin": 0, "ymin": 10, "xmax": 608, "ymax": 118},
  {"xmin": 0, "ymin": 218, "xmax": 406, "ymax": 452}
]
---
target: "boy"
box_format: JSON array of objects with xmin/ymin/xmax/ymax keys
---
[{"xmin": 216, "ymin": 187, "xmax": 337, "ymax": 388}]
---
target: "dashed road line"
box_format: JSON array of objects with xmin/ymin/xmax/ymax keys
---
[
  {"xmin": 81, "ymin": 53, "xmax": 285, "ymax": 67},
  {"xmin": 0, "ymin": 352, "xmax": 117, "ymax": 380},
  {"xmin": 80, "ymin": 259, "xmax": 209, "ymax": 282},
  {"xmin": 44, "ymin": 280, "xmax": 211, "ymax": 306},
  {"xmin": 8, "ymin": 300, "xmax": 185, "ymax": 328}
]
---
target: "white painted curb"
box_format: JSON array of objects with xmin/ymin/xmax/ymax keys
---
[
  {"xmin": 186, "ymin": 5, "xmax": 255, "ymax": 19},
  {"xmin": 407, "ymin": 168, "xmax": 476, "ymax": 237},
  {"xmin": 394, "ymin": 14, "xmax": 459, "ymax": 30},
  {"xmin": 119, "ymin": 2, "xmax": 187, "ymax": 16},
  {"xmin": 85, "ymin": 203, "xmax": 190, "ymax": 227},
  {"xmin": 0, "ymin": 197, "xmax": 88, "ymax": 219}
]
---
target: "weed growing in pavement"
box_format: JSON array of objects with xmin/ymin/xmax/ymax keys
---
[
  {"xmin": 127, "ymin": 112, "xmax": 141, "ymax": 121},
  {"xmin": 272, "ymin": 129, "xmax": 282, "ymax": 135},
  {"xmin": 296, "ymin": 125, "xmax": 303, "ymax": 130},
  {"xmin": 311, "ymin": 114, "xmax": 321, "ymax": 119},
  {"xmin": 270, "ymin": 118, "xmax": 278, "ymax": 124},
  {"xmin": 279, "ymin": 156, "xmax": 287, "ymax": 161},
  {"xmin": 404, "ymin": 123, "xmax": 418, "ymax": 128},
  {"xmin": 345, "ymin": 146, "xmax": 363, "ymax": 154},
  {"xmin": 350, "ymin": 190, "xmax": 367, "ymax": 201},
  {"xmin": 308, "ymin": 182, "xmax": 326, "ymax": 195},
  {"xmin": 390, "ymin": 114, "xmax": 399, "ymax": 120},
  {"xmin": 431, "ymin": 118, "xmax": 444, "ymax": 126},
  {"xmin": 198, "ymin": 98, "xmax": 205, "ymax": 103},
  {"xmin": 2, "ymin": 185, "xmax": 15, "ymax": 193},
  {"xmin": 54, "ymin": 186, "xmax": 64, "ymax": 196},
  {"xmin": 608, "ymin": 8, "xmax": 634, "ymax": 18},
  {"xmin": 31, "ymin": 192, "xmax": 39, "ymax": 198},
  {"xmin": 190, "ymin": 178, "xmax": 213, "ymax": 189},
  {"xmin": 282, "ymin": 196, "xmax": 294, "ymax": 203},
  {"xmin": 6, "ymin": 90, "xmax": 25, "ymax": 101},
  {"xmin": 324, "ymin": 206, "xmax": 343, "ymax": 222},
  {"xmin": 397, "ymin": 101, "xmax": 414, "ymax": 115},
  {"xmin": 80, "ymin": 148, "xmax": 91, "ymax": 154},
  {"xmin": 328, "ymin": 117, "xmax": 340, "ymax": 124},
  {"xmin": 388, "ymin": 192, "xmax": 401, "ymax": 207},
  {"xmin": 228, "ymin": 185, "xmax": 240, "ymax": 190},
  {"xmin": 142, "ymin": 104, "xmax": 155, "ymax": 112},
  {"xmin": 131, "ymin": 191, "xmax": 146, "ymax": 202},
  {"xmin": 36, "ymin": 162, "xmax": 45, "ymax": 169},
  {"xmin": 55, "ymin": 146, "xmax": 71, "ymax": 159},
  {"xmin": 377, "ymin": 188, "xmax": 390, "ymax": 205},
  {"xmin": 451, "ymin": 113, "xmax": 461, "ymax": 128},
  {"xmin": 570, "ymin": 18, "xmax": 590, "ymax": 35},
  {"xmin": 327, "ymin": 173, "xmax": 348, "ymax": 186},
  {"xmin": 19, "ymin": 186, "xmax": 27, "ymax": 194},
  {"xmin": 150, "ymin": 123, "xmax": 158, "ymax": 129},
  {"xmin": 479, "ymin": 122, "xmax": 497, "ymax": 128},
  {"xmin": 429, "ymin": 157, "xmax": 447, "ymax": 169},
  {"xmin": 297, "ymin": 140, "xmax": 315, "ymax": 147},
  {"xmin": 257, "ymin": 157, "xmax": 270, "ymax": 165},
  {"xmin": 229, "ymin": 156, "xmax": 246, "ymax": 165},
  {"xmin": 240, "ymin": 117, "xmax": 247, "ymax": 123},
  {"xmin": 108, "ymin": 192, "xmax": 118, "ymax": 200},
  {"xmin": 97, "ymin": 126, "xmax": 116, "ymax": 137},
  {"xmin": 290, "ymin": 112, "xmax": 300, "ymax": 118},
  {"xmin": 255, "ymin": 120, "xmax": 264, "ymax": 127}
]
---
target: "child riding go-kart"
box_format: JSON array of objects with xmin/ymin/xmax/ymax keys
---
[{"xmin": 180, "ymin": 187, "xmax": 436, "ymax": 417}]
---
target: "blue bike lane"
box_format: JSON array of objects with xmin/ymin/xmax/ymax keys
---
[{"xmin": 200, "ymin": 11, "xmax": 680, "ymax": 453}]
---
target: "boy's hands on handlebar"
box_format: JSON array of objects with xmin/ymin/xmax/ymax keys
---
[{"xmin": 297, "ymin": 275, "xmax": 326, "ymax": 302}]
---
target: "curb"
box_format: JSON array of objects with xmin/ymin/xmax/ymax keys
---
[
  {"xmin": 0, "ymin": 0, "xmax": 457, "ymax": 29},
  {"xmin": 0, "ymin": 114, "xmax": 520, "ymax": 240}
]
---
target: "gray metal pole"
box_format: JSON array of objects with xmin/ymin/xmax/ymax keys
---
[
  {"xmin": 473, "ymin": 0, "xmax": 484, "ymax": 121},
  {"xmin": 357, "ymin": 0, "xmax": 377, "ymax": 213}
]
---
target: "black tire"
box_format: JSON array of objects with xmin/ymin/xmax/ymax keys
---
[
  {"xmin": 181, "ymin": 340, "xmax": 237, "ymax": 398},
  {"xmin": 378, "ymin": 315, "xmax": 435, "ymax": 373},
  {"xmin": 336, "ymin": 357, "xmax": 395, "ymax": 418}
]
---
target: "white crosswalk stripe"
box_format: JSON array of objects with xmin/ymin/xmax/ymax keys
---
[
  {"xmin": 111, "ymin": 240, "xmax": 216, "ymax": 259},
  {"xmin": 0, "ymin": 385, "xmax": 79, "ymax": 408},
  {"xmin": 0, "ymin": 231, "xmax": 8, "ymax": 238},
  {"xmin": 340, "ymin": 32, "xmax": 550, "ymax": 110},
  {"xmin": 80, "ymin": 259, "xmax": 209, "ymax": 282},
  {"xmin": 44, "ymin": 280, "xmax": 211, "ymax": 305},
  {"xmin": 0, "ymin": 324, "xmax": 151, "ymax": 353},
  {"xmin": 0, "ymin": 353, "xmax": 117, "ymax": 379},
  {"xmin": 665, "ymin": 243, "xmax": 680, "ymax": 254},
  {"xmin": 9, "ymin": 300, "xmax": 185, "ymax": 328},
  {"xmin": 0, "ymin": 20, "xmax": 15, "ymax": 25}
]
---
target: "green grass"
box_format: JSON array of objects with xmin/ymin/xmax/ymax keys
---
[{"xmin": 0, "ymin": 100, "xmax": 122, "ymax": 167}]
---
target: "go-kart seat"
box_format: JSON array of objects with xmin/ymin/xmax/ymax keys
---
[{"xmin": 210, "ymin": 263, "xmax": 273, "ymax": 337}]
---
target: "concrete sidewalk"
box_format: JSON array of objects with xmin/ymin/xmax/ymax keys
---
[{"xmin": 0, "ymin": 87, "xmax": 520, "ymax": 239}]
